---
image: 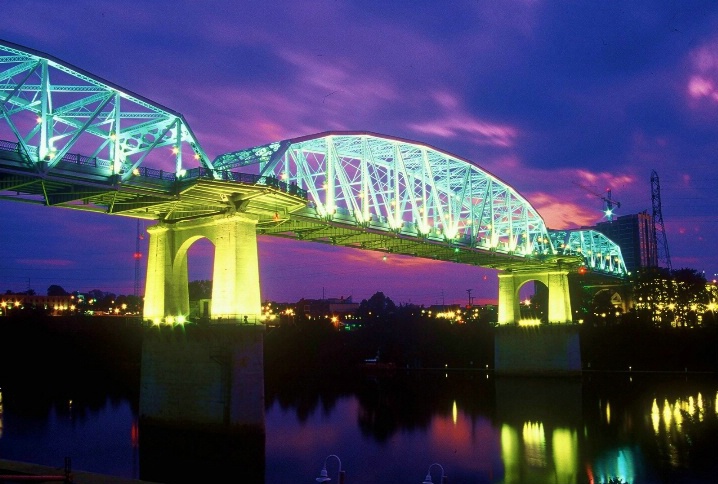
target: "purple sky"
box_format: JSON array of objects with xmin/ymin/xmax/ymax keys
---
[{"xmin": 1, "ymin": 1, "xmax": 717, "ymax": 306}]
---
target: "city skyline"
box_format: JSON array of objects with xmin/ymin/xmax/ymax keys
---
[{"xmin": 1, "ymin": 1, "xmax": 717, "ymax": 306}]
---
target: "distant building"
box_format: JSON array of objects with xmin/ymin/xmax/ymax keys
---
[
  {"xmin": 298, "ymin": 296, "xmax": 359, "ymax": 321},
  {"xmin": 594, "ymin": 211, "xmax": 657, "ymax": 273},
  {"xmin": 0, "ymin": 293, "xmax": 76, "ymax": 315}
]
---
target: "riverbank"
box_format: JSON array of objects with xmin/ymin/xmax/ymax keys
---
[
  {"xmin": 0, "ymin": 459, "xmax": 161, "ymax": 484},
  {"xmin": 1, "ymin": 315, "xmax": 717, "ymax": 379}
]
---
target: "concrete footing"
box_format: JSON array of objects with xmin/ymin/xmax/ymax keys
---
[
  {"xmin": 139, "ymin": 324, "xmax": 265, "ymax": 433},
  {"xmin": 494, "ymin": 324, "xmax": 582, "ymax": 376}
]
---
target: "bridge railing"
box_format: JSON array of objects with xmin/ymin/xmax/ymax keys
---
[
  {"xmin": 0, "ymin": 138, "xmax": 111, "ymax": 169},
  {"xmin": 1, "ymin": 138, "xmax": 308, "ymax": 199},
  {"xmin": 179, "ymin": 167, "xmax": 308, "ymax": 198}
]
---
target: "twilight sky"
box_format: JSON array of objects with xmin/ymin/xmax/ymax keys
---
[{"xmin": 1, "ymin": 0, "xmax": 717, "ymax": 306}]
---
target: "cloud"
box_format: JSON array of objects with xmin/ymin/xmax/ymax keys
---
[
  {"xmin": 686, "ymin": 38, "xmax": 718, "ymax": 105},
  {"xmin": 408, "ymin": 115, "xmax": 518, "ymax": 147}
]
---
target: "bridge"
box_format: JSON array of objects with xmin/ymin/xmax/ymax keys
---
[{"xmin": 0, "ymin": 39, "xmax": 627, "ymax": 325}]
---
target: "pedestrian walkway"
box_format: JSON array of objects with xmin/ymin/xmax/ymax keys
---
[{"xmin": 0, "ymin": 459, "xmax": 160, "ymax": 484}]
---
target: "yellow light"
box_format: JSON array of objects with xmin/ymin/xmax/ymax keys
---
[
  {"xmin": 132, "ymin": 168, "xmax": 140, "ymax": 176},
  {"xmin": 518, "ymin": 318, "xmax": 541, "ymax": 326},
  {"xmin": 662, "ymin": 399, "xmax": 672, "ymax": 428},
  {"xmin": 171, "ymin": 147, "xmax": 179, "ymax": 155},
  {"xmin": 651, "ymin": 399, "xmax": 660, "ymax": 434}
]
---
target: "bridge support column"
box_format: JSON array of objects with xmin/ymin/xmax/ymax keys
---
[
  {"xmin": 498, "ymin": 273, "xmax": 521, "ymax": 325},
  {"xmin": 144, "ymin": 224, "xmax": 170, "ymax": 324},
  {"xmin": 143, "ymin": 213, "xmax": 261, "ymax": 323},
  {"xmin": 497, "ymin": 270, "xmax": 573, "ymax": 324},
  {"xmin": 210, "ymin": 215, "xmax": 261, "ymax": 321},
  {"xmin": 547, "ymin": 271, "xmax": 572, "ymax": 324}
]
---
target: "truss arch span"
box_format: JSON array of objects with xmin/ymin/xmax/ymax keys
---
[
  {"xmin": 0, "ymin": 39, "xmax": 213, "ymax": 181},
  {"xmin": 216, "ymin": 131, "xmax": 554, "ymax": 259}
]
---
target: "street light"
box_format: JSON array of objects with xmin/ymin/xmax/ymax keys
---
[
  {"xmin": 422, "ymin": 463, "xmax": 447, "ymax": 484},
  {"xmin": 316, "ymin": 454, "xmax": 345, "ymax": 483}
]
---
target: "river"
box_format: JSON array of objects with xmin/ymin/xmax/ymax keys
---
[
  {"xmin": 1, "ymin": 318, "xmax": 718, "ymax": 483},
  {"xmin": 1, "ymin": 361, "xmax": 718, "ymax": 483}
]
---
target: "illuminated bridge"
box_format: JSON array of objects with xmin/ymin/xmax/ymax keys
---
[{"xmin": 0, "ymin": 39, "xmax": 627, "ymax": 325}]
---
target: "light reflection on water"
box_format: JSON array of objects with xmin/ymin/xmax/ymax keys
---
[{"xmin": 1, "ymin": 373, "xmax": 717, "ymax": 483}]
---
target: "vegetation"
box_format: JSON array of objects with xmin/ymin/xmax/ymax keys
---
[{"xmin": 574, "ymin": 266, "xmax": 717, "ymax": 328}]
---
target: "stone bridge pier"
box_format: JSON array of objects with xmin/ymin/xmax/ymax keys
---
[
  {"xmin": 496, "ymin": 269, "xmax": 581, "ymax": 375},
  {"xmin": 143, "ymin": 212, "xmax": 260, "ymax": 323},
  {"xmin": 498, "ymin": 269, "xmax": 572, "ymax": 324}
]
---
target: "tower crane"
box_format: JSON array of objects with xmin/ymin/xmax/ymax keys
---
[
  {"xmin": 573, "ymin": 182, "xmax": 621, "ymax": 221},
  {"xmin": 651, "ymin": 169, "xmax": 672, "ymax": 271}
]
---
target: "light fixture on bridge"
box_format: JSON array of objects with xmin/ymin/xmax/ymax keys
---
[
  {"xmin": 315, "ymin": 454, "xmax": 345, "ymax": 483},
  {"xmin": 422, "ymin": 463, "xmax": 447, "ymax": 484}
]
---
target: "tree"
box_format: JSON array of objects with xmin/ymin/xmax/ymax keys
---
[
  {"xmin": 188, "ymin": 280, "xmax": 212, "ymax": 300},
  {"xmin": 672, "ymin": 268, "xmax": 707, "ymax": 327},
  {"xmin": 357, "ymin": 292, "xmax": 397, "ymax": 323},
  {"xmin": 47, "ymin": 284, "xmax": 69, "ymax": 296}
]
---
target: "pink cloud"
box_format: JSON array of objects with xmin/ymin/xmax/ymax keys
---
[
  {"xmin": 687, "ymin": 39, "xmax": 718, "ymax": 104},
  {"xmin": 530, "ymin": 193, "xmax": 598, "ymax": 230},
  {"xmin": 408, "ymin": 115, "xmax": 517, "ymax": 147},
  {"xmin": 688, "ymin": 76, "xmax": 715, "ymax": 98}
]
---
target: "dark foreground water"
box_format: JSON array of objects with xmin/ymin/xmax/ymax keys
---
[{"xmin": 1, "ymin": 363, "xmax": 718, "ymax": 483}]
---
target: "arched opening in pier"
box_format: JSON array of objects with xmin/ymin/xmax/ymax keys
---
[{"xmin": 519, "ymin": 279, "xmax": 548, "ymax": 324}]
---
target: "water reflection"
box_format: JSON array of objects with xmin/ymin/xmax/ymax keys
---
[
  {"xmin": 1, "ymin": 359, "xmax": 718, "ymax": 483},
  {"xmin": 265, "ymin": 371, "xmax": 718, "ymax": 484},
  {"xmin": 494, "ymin": 377, "xmax": 582, "ymax": 483}
]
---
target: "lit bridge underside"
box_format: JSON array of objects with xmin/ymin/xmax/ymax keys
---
[{"xmin": 1, "ymin": 38, "xmax": 627, "ymax": 324}]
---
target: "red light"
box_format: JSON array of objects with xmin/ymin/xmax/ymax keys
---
[
  {"xmin": 133, "ymin": 252, "xmax": 142, "ymax": 259},
  {"xmin": 578, "ymin": 266, "xmax": 588, "ymax": 275}
]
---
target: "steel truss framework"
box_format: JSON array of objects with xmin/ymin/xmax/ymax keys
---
[
  {"xmin": 217, "ymin": 132, "xmax": 627, "ymax": 275},
  {"xmin": 218, "ymin": 132, "xmax": 553, "ymax": 255},
  {"xmin": 549, "ymin": 229, "xmax": 627, "ymax": 275},
  {"xmin": 0, "ymin": 39, "xmax": 627, "ymax": 277},
  {"xmin": 0, "ymin": 39, "xmax": 213, "ymax": 182}
]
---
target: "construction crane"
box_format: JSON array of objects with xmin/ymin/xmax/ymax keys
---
[
  {"xmin": 651, "ymin": 170, "xmax": 672, "ymax": 271},
  {"xmin": 573, "ymin": 182, "xmax": 622, "ymax": 221}
]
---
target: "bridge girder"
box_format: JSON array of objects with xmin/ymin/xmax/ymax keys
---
[{"xmin": 258, "ymin": 210, "xmax": 584, "ymax": 272}]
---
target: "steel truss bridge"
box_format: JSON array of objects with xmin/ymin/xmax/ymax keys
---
[{"xmin": 0, "ymin": 39, "xmax": 627, "ymax": 323}]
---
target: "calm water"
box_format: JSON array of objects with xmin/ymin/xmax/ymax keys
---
[{"xmin": 1, "ymin": 364, "xmax": 718, "ymax": 484}]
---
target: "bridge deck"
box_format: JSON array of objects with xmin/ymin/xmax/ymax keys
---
[{"xmin": 1, "ymin": 140, "xmax": 586, "ymax": 272}]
